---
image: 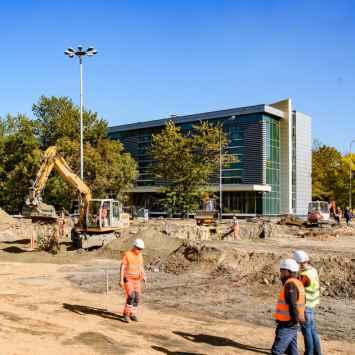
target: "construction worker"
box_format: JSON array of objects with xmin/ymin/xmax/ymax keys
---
[
  {"xmin": 232, "ymin": 216, "xmax": 241, "ymax": 240},
  {"xmin": 293, "ymin": 250, "xmax": 322, "ymax": 355},
  {"xmin": 344, "ymin": 207, "xmax": 352, "ymax": 225},
  {"xmin": 120, "ymin": 238, "xmax": 146, "ymax": 322},
  {"xmin": 271, "ymin": 258, "xmax": 305, "ymax": 355},
  {"xmin": 221, "ymin": 216, "xmax": 241, "ymax": 240}
]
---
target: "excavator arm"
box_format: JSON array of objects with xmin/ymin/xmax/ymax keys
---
[{"xmin": 26, "ymin": 146, "xmax": 92, "ymax": 225}]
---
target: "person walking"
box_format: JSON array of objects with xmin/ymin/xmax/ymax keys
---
[
  {"xmin": 271, "ymin": 259, "xmax": 305, "ymax": 355},
  {"xmin": 120, "ymin": 238, "xmax": 146, "ymax": 322},
  {"xmin": 293, "ymin": 250, "xmax": 322, "ymax": 355},
  {"xmin": 232, "ymin": 216, "xmax": 241, "ymax": 240},
  {"xmin": 344, "ymin": 207, "xmax": 352, "ymax": 226}
]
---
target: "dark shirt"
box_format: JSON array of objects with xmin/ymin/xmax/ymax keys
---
[{"xmin": 277, "ymin": 280, "xmax": 301, "ymax": 326}]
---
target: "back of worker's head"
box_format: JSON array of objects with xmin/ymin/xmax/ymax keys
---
[
  {"xmin": 292, "ymin": 250, "xmax": 309, "ymax": 265},
  {"xmin": 279, "ymin": 258, "xmax": 299, "ymax": 282}
]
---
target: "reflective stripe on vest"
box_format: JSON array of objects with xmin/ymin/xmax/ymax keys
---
[
  {"xmin": 124, "ymin": 251, "xmax": 144, "ymax": 279},
  {"xmin": 274, "ymin": 278, "xmax": 305, "ymax": 322},
  {"xmin": 301, "ymin": 266, "xmax": 320, "ymax": 308}
]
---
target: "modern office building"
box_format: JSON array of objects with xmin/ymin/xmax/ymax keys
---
[{"xmin": 108, "ymin": 98, "xmax": 311, "ymax": 216}]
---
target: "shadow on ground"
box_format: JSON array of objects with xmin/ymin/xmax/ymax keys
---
[
  {"xmin": 173, "ymin": 331, "xmax": 270, "ymax": 354},
  {"xmin": 2, "ymin": 246, "xmax": 29, "ymax": 253},
  {"xmin": 151, "ymin": 346, "xmax": 205, "ymax": 355},
  {"xmin": 63, "ymin": 303, "xmax": 126, "ymax": 322},
  {"xmin": 3, "ymin": 239, "xmax": 31, "ymax": 245}
]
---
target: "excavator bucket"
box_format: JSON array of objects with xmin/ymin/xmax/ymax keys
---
[{"xmin": 22, "ymin": 201, "xmax": 58, "ymax": 220}]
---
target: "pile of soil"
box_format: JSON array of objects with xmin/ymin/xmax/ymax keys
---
[
  {"xmin": 161, "ymin": 241, "xmax": 355, "ymax": 298},
  {"xmin": 98, "ymin": 224, "xmax": 182, "ymax": 264},
  {"xmin": 315, "ymin": 255, "xmax": 355, "ymax": 298},
  {"xmin": 0, "ymin": 208, "xmax": 16, "ymax": 231},
  {"xmin": 0, "ymin": 208, "xmax": 21, "ymax": 242}
]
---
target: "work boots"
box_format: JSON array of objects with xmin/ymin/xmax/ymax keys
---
[
  {"xmin": 123, "ymin": 315, "xmax": 130, "ymax": 323},
  {"xmin": 130, "ymin": 315, "xmax": 138, "ymax": 322}
]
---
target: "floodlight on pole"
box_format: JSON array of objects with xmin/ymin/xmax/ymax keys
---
[{"xmin": 64, "ymin": 45, "xmax": 98, "ymax": 180}]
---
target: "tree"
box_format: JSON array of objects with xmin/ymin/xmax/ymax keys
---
[
  {"xmin": 31, "ymin": 96, "xmax": 138, "ymax": 210},
  {"xmin": 341, "ymin": 153, "xmax": 355, "ymax": 208},
  {"xmin": 0, "ymin": 96, "xmax": 138, "ymax": 213},
  {"xmin": 33, "ymin": 95, "xmax": 107, "ymax": 148},
  {"xmin": 0, "ymin": 114, "xmax": 41, "ymax": 213},
  {"xmin": 312, "ymin": 144, "xmax": 349, "ymax": 207},
  {"xmin": 151, "ymin": 121, "xmax": 234, "ymax": 215}
]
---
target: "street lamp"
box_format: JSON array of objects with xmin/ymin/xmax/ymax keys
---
[
  {"xmin": 349, "ymin": 139, "xmax": 355, "ymax": 209},
  {"xmin": 64, "ymin": 45, "xmax": 98, "ymax": 180}
]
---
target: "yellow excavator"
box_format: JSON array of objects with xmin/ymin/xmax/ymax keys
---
[{"xmin": 23, "ymin": 146, "xmax": 129, "ymax": 249}]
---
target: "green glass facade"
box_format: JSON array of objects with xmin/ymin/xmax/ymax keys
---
[{"xmin": 263, "ymin": 115, "xmax": 281, "ymax": 215}]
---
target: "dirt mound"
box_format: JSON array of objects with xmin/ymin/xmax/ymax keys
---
[
  {"xmin": 0, "ymin": 208, "xmax": 22, "ymax": 242},
  {"xmin": 0, "ymin": 208, "xmax": 16, "ymax": 230},
  {"xmin": 99, "ymin": 225, "xmax": 182, "ymax": 263},
  {"xmin": 315, "ymin": 255, "xmax": 355, "ymax": 297},
  {"xmin": 255, "ymin": 254, "xmax": 355, "ymax": 298},
  {"xmin": 161, "ymin": 241, "xmax": 355, "ymax": 298}
]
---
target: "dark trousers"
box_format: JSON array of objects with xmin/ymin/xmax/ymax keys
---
[
  {"xmin": 271, "ymin": 324, "xmax": 299, "ymax": 355},
  {"xmin": 301, "ymin": 307, "xmax": 322, "ymax": 355}
]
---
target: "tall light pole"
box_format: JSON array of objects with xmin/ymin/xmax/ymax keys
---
[
  {"xmin": 64, "ymin": 45, "xmax": 98, "ymax": 180},
  {"xmin": 349, "ymin": 139, "xmax": 355, "ymax": 209}
]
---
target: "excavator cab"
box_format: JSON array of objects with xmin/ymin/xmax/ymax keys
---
[
  {"xmin": 86, "ymin": 199, "xmax": 122, "ymax": 229},
  {"xmin": 73, "ymin": 198, "xmax": 130, "ymax": 249}
]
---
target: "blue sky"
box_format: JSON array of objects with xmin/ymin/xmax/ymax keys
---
[{"xmin": 0, "ymin": 0, "xmax": 354, "ymax": 152}]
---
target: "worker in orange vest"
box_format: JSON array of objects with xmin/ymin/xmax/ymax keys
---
[
  {"xmin": 271, "ymin": 259, "xmax": 305, "ymax": 355},
  {"xmin": 120, "ymin": 238, "xmax": 146, "ymax": 322}
]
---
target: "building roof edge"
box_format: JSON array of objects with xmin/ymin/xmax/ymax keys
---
[{"xmin": 108, "ymin": 103, "xmax": 286, "ymax": 133}]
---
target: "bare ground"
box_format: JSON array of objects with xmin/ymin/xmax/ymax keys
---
[
  {"xmin": 0, "ymin": 219, "xmax": 354, "ymax": 354},
  {"xmin": 0, "ymin": 259, "xmax": 354, "ymax": 355}
]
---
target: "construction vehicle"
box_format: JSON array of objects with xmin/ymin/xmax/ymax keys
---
[
  {"xmin": 307, "ymin": 201, "xmax": 330, "ymax": 226},
  {"xmin": 195, "ymin": 196, "xmax": 218, "ymax": 226},
  {"xmin": 24, "ymin": 146, "xmax": 129, "ymax": 249}
]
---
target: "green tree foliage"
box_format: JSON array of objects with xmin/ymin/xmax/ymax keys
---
[
  {"xmin": 33, "ymin": 96, "xmax": 107, "ymax": 147},
  {"xmin": 0, "ymin": 96, "xmax": 138, "ymax": 213},
  {"xmin": 312, "ymin": 143, "xmax": 355, "ymax": 207},
  {"xmin": 0, "ymin": 114, "xmax": 41, "ymax": 213},
  {"xmin": 151, "ymin": 121, "xmax": 234, "ymax": 215}
]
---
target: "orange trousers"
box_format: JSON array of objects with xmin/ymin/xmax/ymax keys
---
[{"xmin": 123, "ymin": 278, "xmax": 141, "ymax": 316}]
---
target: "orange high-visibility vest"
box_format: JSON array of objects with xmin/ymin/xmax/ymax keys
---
[
  {"xmin": 274, "ymin": 278, "xmax": 305, "ymax": 322},
  {"xmin": 124, "ymin": 250, "xmax": 144, "ymax": 280}
]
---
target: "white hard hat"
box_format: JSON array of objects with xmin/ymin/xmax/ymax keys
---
[
  {"xmin": 292, "ymin": 250, "xmax": 309, "ymax": 263},
  {"xmin": 133, "ymin": 238, "xmax": 145, "ymax": 249},
  {"xmin": 280, "ymin": 258, "xmax": 299, "ymax": 272}
]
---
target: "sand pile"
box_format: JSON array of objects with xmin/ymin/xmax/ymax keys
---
[
  {"xmin": 99, "ymin": 224, "xmax": 182, "ymax": 263},
  {"xmin": 0, "ymin": 208, "xmax": 20, "ymax": 241},
  {"xmin": 0, "ymin": 208, "xmax": 16, "ymax": 231},
  {"xmin": 161, "ymin": 240, "xmax": 355, "ymax": 298}
]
